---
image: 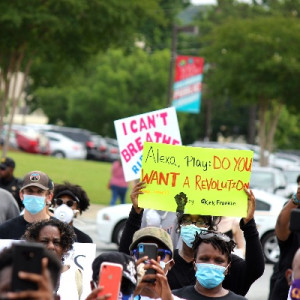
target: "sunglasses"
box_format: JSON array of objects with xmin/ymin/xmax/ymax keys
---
[
  {"xmin": 54, "ymin": 198, "xmax": 76, "ymax": 208},
  {"xmin": 198, "ymin": 229, "xmax": 231, "ymax": 242},
  {"xmin": 132, "ymin": 248, "xmax": 172, "ymax": 261},
  {"xmin": 181, "ymin": 220, "xmax": 208, "ymax": 228}
]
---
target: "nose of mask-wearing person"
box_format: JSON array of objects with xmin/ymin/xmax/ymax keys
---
[{"xmin": 54, "ymin": 204, "xmax": 77, "ymax": 223}]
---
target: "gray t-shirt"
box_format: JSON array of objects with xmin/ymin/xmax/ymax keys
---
[
  {"xmin": 0, "ymin": 188, "xmax": 20, "ymax": 224},
  {"xmin": 141, "ymin": 209, "xmax": 181, "ymax": 249}
]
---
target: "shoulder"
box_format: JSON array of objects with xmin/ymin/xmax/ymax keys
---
[
  {"xmin": 73, "ymin": 226, "xmax": 93, "ymax": 243},
  {"xmin": 173, "ymin": 286, "xmax": 196, "ymax": 297},
  {"xmin": 227, "ymin": 291, "xmax": 247, "ymax": 299},
  {"xmin": 0, "ymin": 188, "xmax": 16, "ymax": 200}
]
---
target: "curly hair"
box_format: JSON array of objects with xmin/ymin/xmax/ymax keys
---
[
  {"xmin": 192, "ymin": 231, "xmax": 236, "ymax": 264},
  {"xmin": 53, "ymin": 181, "xmax": 90, "ymax": 213},
  {"xmin": 22, "ymin": 218, "xmax": 76, "ymax": 254}
]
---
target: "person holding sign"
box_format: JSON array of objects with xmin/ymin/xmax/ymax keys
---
[
  {"xmin": 119, "ymin": 181, "xmax": 264, "ymax": 297},
  {"xmin": 169, "ymin": 188, "xmax": 264, "ymax": 296},
  {"xmin": 172, "ymin": 230, "xmax": 247, "ymax": 300}
]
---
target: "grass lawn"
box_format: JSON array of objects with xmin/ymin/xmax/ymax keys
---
[{"xmin": 2, "ymin": 150, "xmax": 131, "ymax": 205}]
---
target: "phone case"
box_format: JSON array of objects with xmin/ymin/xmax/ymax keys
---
[
  {"xmin": 12, "ymin": 243, "xmax": 44, "ymax": 292},
  {"xmin": 137, "ymin": 243, "xmax": 158, "ymax": 279},
  {"xmin": 98, "ymin": 262, "xmax": 123, "ymax": 300}
]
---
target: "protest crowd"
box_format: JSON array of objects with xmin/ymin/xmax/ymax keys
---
[{"xmin": 0, "ymin": 146, "xmax": 299, "ymax": 300}]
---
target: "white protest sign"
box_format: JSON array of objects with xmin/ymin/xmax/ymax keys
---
[{"xmin": 114, "ymin": 107, "xmax": 182, "ymax": 182}]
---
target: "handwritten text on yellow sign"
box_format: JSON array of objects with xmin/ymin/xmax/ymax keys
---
[{"xmin": 138, "ymin": 142, "xmax": 253, "ymax": 217}]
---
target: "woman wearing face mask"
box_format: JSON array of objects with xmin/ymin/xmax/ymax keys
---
[
  {"xmin": 172, "ymin": 230, "xmax": 247, "ymax": 300},
  {"xmin": 52, "ymin": 181, "xmax": 93, "ymax": 243}
]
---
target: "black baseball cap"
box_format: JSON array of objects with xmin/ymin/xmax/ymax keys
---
[{"xmin": 0, "ymin": 157, "xmax": 15, "ymax": 169}]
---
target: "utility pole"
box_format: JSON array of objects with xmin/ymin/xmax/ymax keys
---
[{"xmin": 167, "ymin": 25, "xmax": 199, "ymax": 107}]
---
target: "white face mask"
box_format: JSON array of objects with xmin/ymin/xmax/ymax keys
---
[
  {"xmin": 159, "ymin": 259, "xmax": 173, "ymax": 275},
  {"xmin": 54, "ymin": 204, "xmax": 75, "ymax": 224}
]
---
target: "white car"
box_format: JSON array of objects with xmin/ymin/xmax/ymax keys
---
[
  {"xmin": 43, "ymin": 131, "xmax": 87, "ymax": 159},
  {"xmin": 96, "ymin": 189, "xmax": 286, "ymax": 264}
]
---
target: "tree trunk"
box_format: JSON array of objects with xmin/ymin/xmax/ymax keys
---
[
  {"xmin": 247, "ymin": 105, "xmax": 256, "ymax": 144},
  {"xmin": 258, "ymin": 99, "xmax": 268, "ymax": 166}
]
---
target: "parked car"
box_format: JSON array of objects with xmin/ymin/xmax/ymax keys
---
[
  {"xmin": 96, "ymin": 189, "xmax": 286, "ymax": 263},
  {"xmin": 281, "ymin": 166, "xmax": 300, "ymax": 198},
  {"xmin": 250, "ymin": 166, "xmax": 288, "ymax": 196},
  {"xmin": 7, "ymin": 125, "xmax": 50, "ymax": 155},
  {"xmin": 91, "ymin": 134, "xmax": 109, "ymax": 161},
  {"xmin": 30, "ymin": 124, "xmax": 104, "ymax": 161},
  {"xmin": 270, "ymin": 152, "xmax": 300, "ymax": 170},
  {"xmin": 104, "ymin": 137, "xmax": 119, "ymax": 162},
  {"xmin": 43, "ymin": 131, "xmax": 87, "ymax": 159}
]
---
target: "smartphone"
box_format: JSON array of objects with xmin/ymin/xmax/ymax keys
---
[
  {"xmin": 11, "ymin": 242, "xmax": 44, "ymax": 292},
  {"xmin": 290, "ymin": 209, "xmax": 300, "ymax": 232},
  {"xmin": 137, "ymin": 242, "xmax": 158, "ymax": 282},
  {"xmin": 98, "ymin": 262, "xmax": 123, "ymax": 300}
]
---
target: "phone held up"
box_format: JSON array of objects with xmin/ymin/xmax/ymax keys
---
[
  {"xmin": 98, "ymin": 262, "xmax": 123, "ymax": 300},
  {"xmin": 12, "ymin": 242, "xmax": 44, "ymax": 292},
  {"xmin": 137, "ymin": 242, "xmax": 158, "ymax": 282}
]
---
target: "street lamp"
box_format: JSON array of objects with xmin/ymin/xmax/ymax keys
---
[{"xmin": 167, "ymin": 25, "xmax": 199, "ymax": 107}]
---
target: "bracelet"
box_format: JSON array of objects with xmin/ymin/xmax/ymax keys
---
[{"xmin": 292, "ymin": 193, "xmax": 300, "ymax": 206}]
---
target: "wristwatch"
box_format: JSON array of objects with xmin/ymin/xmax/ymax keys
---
[{"xmin": 292, "ymin": 193, "xmax": 300, "ymax": 206}]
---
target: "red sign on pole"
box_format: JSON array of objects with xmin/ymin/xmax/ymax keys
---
[{"xmin": 172, "ymin": 56, "xmax": 204, "ymax": 113}]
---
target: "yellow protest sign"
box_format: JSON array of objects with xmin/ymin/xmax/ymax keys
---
[{"xmin": 138, "ymin": 142, "xmax": 253, "ymax": 217}]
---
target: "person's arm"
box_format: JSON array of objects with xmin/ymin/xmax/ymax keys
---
[
  {"xmin": 118, "ymin": 181, "xmax": 145, "ymax": 254},
  {"xmin": 275, "ymin": 187, "xmax": 300, "ymax": 241},
  {"xmin": 3, "ymin": 258, "xmax": 56, "ymax": 300},
  {"xmin": 223, "ymin": 188, "xmax": 264, "ymax": 296}
]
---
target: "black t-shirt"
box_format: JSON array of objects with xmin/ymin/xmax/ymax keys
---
[
  {"xmin": 0, "ymin": 177, "xmax": 23, "ymax": 210},
  {"xmin": 269, "ymin": 232, "xmax": 300, "ymax": 300},
  {"xmin": 73, "ymin": 226, "xmax": 93, "ymax": 243},
  {"xmin": 0, "ymin": 215, "xmax": 29, "ymax": 239},
  {"xmin": 0, "ymin": 215, "xmax": 93, "ymax": 244},
  {"xmin": 167, "ymin": 249, "xmax": 196, "ymax": 290},
  {"xmin": 172, "ymin": 285, "xmax": 247, "ymax": 300}
]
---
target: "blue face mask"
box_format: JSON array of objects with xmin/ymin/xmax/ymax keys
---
[
  {"xmin": 23, "ymin": 194, "xmax": 46, "ymax": 214},
  {"xmin": 180, "ymin": 225, "xmax": 203, "ymax": 248},
  {"xmin": 195, "ymin": 263, "xmax": 227, "ymax": 289}
]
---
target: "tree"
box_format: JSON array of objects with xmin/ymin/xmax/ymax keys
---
[
  {"xmin": 0, "ymin": 0, "xmax": 162, "ymax": 156},
  {"xmin": 33, "ymin": 49, "xmax": 170, "ymax": 137},
  {"xmin": 201, "ymin": 15, "xmax": 300, "ymax": 165}
]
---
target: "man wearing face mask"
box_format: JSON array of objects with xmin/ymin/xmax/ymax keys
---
[
  {"xmin": 129, "ymin": 227, "xmax": 184, "ymax": 300},
  {"xmin": 0, "ymin": 170, "xmax": 53, "ymax": 239},
  {"xmin": 52, "ymin": 181, "xmax": 93, "ymax": 243}
]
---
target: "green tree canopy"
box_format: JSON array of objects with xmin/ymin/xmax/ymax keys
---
[
  {"xmin": 201, "ymin": 15, "xmax": 300, "ymax": 164},
  {"xmin": 34, "ymin": 49, "xmax": 170, "ymax": 137}
]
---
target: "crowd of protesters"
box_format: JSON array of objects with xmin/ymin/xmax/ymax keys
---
[{"xmin": 4, "ymin": 155, "xmax": 300, "ymax": 299}]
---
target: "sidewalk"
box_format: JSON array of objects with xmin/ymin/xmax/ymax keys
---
[{"xmin": 77, "ymin": 203, "xmax": 106, "ymax": 221}]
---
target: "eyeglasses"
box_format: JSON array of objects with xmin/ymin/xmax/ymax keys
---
[
  {"xmin": 54, "ymin": 198, "xmax": 76, "ymax": 208},
  {"xmin": 132, "ymin": 248, "xmax": 172, "ymax": 261},
  {"xmin": 181, "ymin": 219, "xmax": 208, "ymax": 228},
  {"xmin": 197, "ymin": 229, "xmax": 231, "ymax": 242}
]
